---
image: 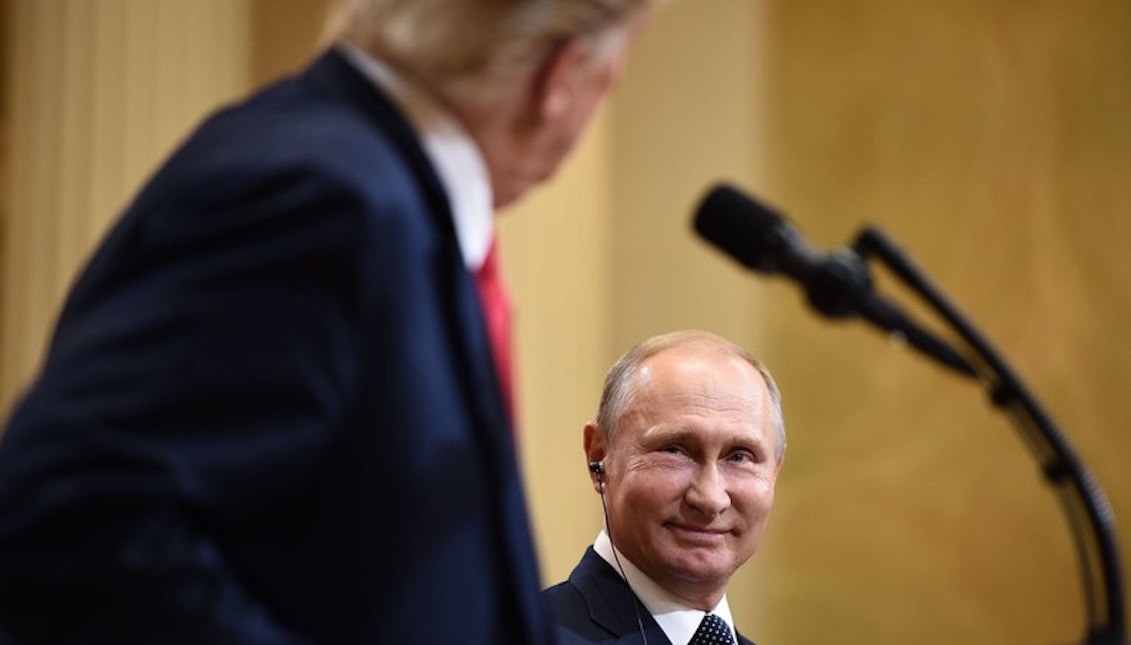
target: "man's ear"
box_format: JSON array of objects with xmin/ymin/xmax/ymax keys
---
[
  {"xmin": 532, "ymin": 38, "xmax": 599, "ymax": 122},
  {"xmin": 583, "ymin": 421, "xmax": 607, "ymax": 463},
  {"xmin": 583, "ymin": 421, "xmax": 607, "ymax": 492}
]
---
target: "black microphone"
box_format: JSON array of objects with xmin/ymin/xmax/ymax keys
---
[{"xmin": 693, "ymin": 183, "xmax": 975, "ymax": 377}]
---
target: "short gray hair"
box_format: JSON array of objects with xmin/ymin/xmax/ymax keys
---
[
  {"xmin": 324, "ymin": 0, "xmax": 654, "ymax": 110},
  {"xmin": 595, "ymin": 330, "xmax": 786, "ymax": 462}
]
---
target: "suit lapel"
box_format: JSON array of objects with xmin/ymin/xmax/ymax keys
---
[
  {"xmin": 299, "ymin": 49, "xmax": 540, "ymax": 640},
  {"xmin": 570, "ymin": 548, "xmax": 672, "ymax": 644},
  {"xmin": 570, "ymin": 548, "xmax": 760, "ymax": 645},
  {"xmin": 299, "ymin": 46, "xmax": 513, "ymax": 480}
]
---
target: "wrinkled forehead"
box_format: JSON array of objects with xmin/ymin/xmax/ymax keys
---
[
  {"xmin": 624, "ymin": 347, "xmax": 772, "ymax": 431},
  {"xmin": 638, "ymin": 344, "xmax": 765, "ymax": 396}
]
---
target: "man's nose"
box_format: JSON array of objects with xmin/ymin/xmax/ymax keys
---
[{"xmin": 684, "ymin": 462, "xmax": 730, "ymax": 518}]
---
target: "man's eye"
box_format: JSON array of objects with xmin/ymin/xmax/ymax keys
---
[
  {"xmin": 660, "ymin": 445, "xmax": 683, "ymax": 454},
  {"xmin": 728, "ymin": 451, "xmax": 755, "ymax": 463}
]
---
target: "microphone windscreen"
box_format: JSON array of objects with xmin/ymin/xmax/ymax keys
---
[{"xmin": 692, "ymin": 184, "xmax": 786, "ymax": 273}]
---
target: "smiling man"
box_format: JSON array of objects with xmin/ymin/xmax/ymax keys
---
[{"xmin": 544, "ymin": 330, "xmax": 786, "ymax": 645}]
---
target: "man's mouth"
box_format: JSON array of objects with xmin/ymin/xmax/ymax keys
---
[{"xmin": 666, "ymin": 523, "xmax": 729, "ymax": 544}]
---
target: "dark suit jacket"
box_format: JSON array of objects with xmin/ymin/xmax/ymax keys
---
[
  {"xmin": 543, "ymin": 548, "xmax": 756, "ymax": 645},
  {"xmin": 0, "ymin": 49, "xmax": 545, "ymax": 645}
]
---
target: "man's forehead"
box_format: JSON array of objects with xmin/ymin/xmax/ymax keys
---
[
  {"xmin": 635, "ymin": 347, "xmax": 764, "ymax": 399},
  {"xmin": 620, "ymin": 383, "xmax": 768, "ymax": 435},
  {"xmin": 635, "ymin": 421, "xmax": 768, "ymax": 445}
]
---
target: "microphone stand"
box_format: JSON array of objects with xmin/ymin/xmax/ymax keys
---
[{"xmin": 842, "ymin": 226, "xmax": 1126, "ymax": 645}]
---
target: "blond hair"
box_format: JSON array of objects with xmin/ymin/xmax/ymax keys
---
[{"xmin": 323, "ymin": 0, "xmax": 653, "ymax": 110}]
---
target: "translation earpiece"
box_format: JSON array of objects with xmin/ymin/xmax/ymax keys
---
[{"xmin": 588, "ymin": 460, "xmax": 605, "ymax": 493}]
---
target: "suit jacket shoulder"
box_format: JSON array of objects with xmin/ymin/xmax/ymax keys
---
[
  {"xmin": 543, "ymin": 547, "xmax": 760, "ymax": 645},
  {"xmin": 543, "ymin": 547, "xmax": 669, "ymax": 644},
  {"xmin": 0, "ymin": 49, "xmax": 542, "ymax": 645}
]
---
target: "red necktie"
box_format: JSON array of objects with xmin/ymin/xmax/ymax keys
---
[{"xmin": 475, "ymin": 236, "xmax": 516, "ymax": 432}]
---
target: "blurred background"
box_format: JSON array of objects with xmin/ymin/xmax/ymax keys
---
[{"xmin": 1, "ymin": 1, "xmax": 1128, "ymax": 643}]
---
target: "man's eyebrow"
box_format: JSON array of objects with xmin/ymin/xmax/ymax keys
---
[
  {"xmin": 640, "ymin": 427, "xmax": 697, "ymax": 444},
  {"xmin": 643, "ymin": 426, "xmax": 769, "ymax": 449}
]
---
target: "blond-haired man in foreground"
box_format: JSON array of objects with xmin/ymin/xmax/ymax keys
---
[{"xmin": 0, "ymin": 1, "xmax": 653, "ymax": 643}]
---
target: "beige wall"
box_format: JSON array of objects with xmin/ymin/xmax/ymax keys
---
[
  {"xmin": 2, "ymin": 1, "xmax": 1129, "ymax": 644},
  {"xmin": 750, "ymin": 2, "xmax": 1131, "ymax": 643}
]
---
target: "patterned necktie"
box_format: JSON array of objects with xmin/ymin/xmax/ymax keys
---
[
  {"xmin": 689, "ymin": 613, "xmax": 735, "ymax": 645},
  {"xmin": 474, "ymin": 235, "xmax": 516, "ymax": 431}
]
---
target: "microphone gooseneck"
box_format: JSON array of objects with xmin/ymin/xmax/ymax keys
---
[
  {"xmin": 691, "ymin": 183, "xmax": 1124, "ymax": 644},
  {"xmin": 693, "ymin": 184, "xmax": 975, "ymax": 377}
]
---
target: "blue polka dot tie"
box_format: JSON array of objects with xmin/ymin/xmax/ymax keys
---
[{"xmin": 689, "ymin": 613, "xmax": 735, "ymax": 644}]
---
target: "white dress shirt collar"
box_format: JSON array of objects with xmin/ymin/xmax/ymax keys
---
[
  {"xmin": 594, "ymin": 530, "xmax": 738, "ymax": 645},
  {"xmin": 336, "ymin": 44, "xmax": 494, "ymax": 271}
]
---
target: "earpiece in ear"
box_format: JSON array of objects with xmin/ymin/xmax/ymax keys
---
[{"xmin": 588, "ymin": 461, "xmax": 605, "ymax": 493}]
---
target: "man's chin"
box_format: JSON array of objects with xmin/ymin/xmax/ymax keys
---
[
  {"xmin": 658, "ymin": 549, "xmax": 734, "ymax": 586},
  {"xmin": 493, "ymin": 173, "xmax": 545, "ymax": 210}
]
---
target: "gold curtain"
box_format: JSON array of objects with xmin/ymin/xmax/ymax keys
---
[{"xmin": 1, "ymin": 0, "xmax": 252, "ymax": 414}]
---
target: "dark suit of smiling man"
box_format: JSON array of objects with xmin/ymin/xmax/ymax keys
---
[{"xmin": 544, "ymin": 330, "xmax": 787, "ymax": 645}]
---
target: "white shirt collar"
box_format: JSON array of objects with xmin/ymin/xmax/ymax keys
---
[
  {"xmin": 336, "ymin": 44, "xmax": 494, "ymax": 271},
  {"xmin": 594, "ymin": 530, "xmax": 738, "ymax": 645}
]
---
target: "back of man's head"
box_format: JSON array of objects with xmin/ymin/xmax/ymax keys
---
[{"xmin": 324, "ymin": 0, "xmax": 653, "ymax": 111}]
